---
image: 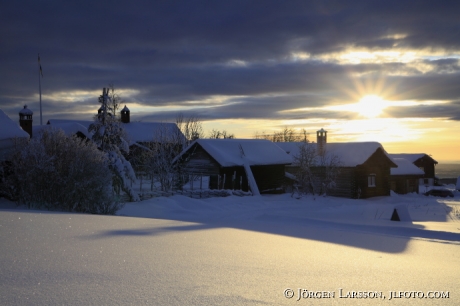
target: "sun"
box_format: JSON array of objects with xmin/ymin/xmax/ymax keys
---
[{"xmin": 356, "ymin": 95, "xmax": 387, "ymax": 118}]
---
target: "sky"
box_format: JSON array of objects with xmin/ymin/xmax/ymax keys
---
[{"xmin": 1, "ymin": 0, "xmax": 459, "ymax": 162}]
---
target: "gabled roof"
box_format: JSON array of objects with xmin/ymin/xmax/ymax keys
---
[
  {"xmin": 47, "ymin": 119, "xmax": 93, "ymax": 129},
  {"xmin": 47, "ymin": 119, "xmax": 184, "ymax": 145},
  {"xmin": 176, "ymin": 139, "xmax": 292, "ymax": 167},
  {"xmin": 390, "ymin": 157, "xmax": 425, "ymax": 176},
  {"xmin": 276, "ymin": 142, "xmax": 396, "ymax": 167},
  {"xmin": 122, "ymin": 122, "xmax": 184, "ymax": 145},
  {"xmin": 389, "ymin": 153, "xmax": 438, "ymax": 164},
  {"xmin": 34, "ymin": 122, "xmax": 90, "ymax": 139},
  {"xmin": 0, "ymin": 109, "xmax": 30, "ymax": 140}
]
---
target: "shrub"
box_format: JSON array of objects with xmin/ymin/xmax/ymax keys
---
[{"xmin": 8, "ymin": 128, "xmax": 121, "ymax": 214}]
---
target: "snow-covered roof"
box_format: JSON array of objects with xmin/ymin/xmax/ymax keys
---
[
  {"xmin": 276, "ymin": 142, "xmax": 392, "ymax": 167},
  {"xmin": 47, "ymin": 119, "xmax": 93, "ymax": 129},
  {"xmin": 0, "ymin": 109, "xmax": 30, "ymax": 160},
  {"xmin": 389, "ymin": 153, "xmax": 438, "ymax": 164},
  {"xmin": 390, "ymin": 157, "xmax": 425, "ymax": 176},
  {"xmin": 121, "ymin": 105, "xmax": 130, "ymax": 112},
  {"xmin": 47, "ymin": 119, "xmax": 184, "ymax": 145},
  {"xmin": 122, "ymin": 122, "xmax": 184, "ymax": 144},
  {"xmin": 0, "ymin": 110, "xmax": 29, "ymax": 139},
  {"xmin": 178, "ymin": 139, "xmax": 292, "ymax": 167},
  {"xmin": 33, "ymin": 123, "xmax": 90, "ymax": 139},
  {"xmin": 19, "ymin": 105, "xmax": 33, "ymax": 116}
]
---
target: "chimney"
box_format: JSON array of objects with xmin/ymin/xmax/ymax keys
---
[
  {"xmin": 19, "ymin": 105, "xmax": 33, "ymax": 138},
  {"xmin": 121, "ymin": 105, "xmax": 130, "ymax": 123},
  {"xmin": 316, "ymin": 128, "xmax": 327, "ymax": 155}
]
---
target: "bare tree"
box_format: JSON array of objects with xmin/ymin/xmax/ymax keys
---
[
  {"xmin": 292, "ymin": 142, "xmax": 341, "ymax": 197},
  {"xmin": 144, "ymin": 124, "xmax": 185, "ymax": 192},
  {"xmin": 208, "ymin": 129, "xmax": 235, "ymax": 139},
  {"xmin": 254, "ymin": 127, "xmax": 308, "ymax": 142},
  {"xmin": 175, "ymin": 113, "xmax": 204, "ymax": 146}
]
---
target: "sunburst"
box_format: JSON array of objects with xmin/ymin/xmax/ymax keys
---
[{"xmin": 356, "ymin": 95, "xmax": 387, "ymax": 118}]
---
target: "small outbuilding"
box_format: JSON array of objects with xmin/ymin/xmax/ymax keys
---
[
  {"xmin": 389, "ymin": 153, "xmax": 438, "ymax": 189},
  {"xmin": 388, "ymin": 156, "xmax": 425, "ymax": 194},
  {"xmin": 174, "ymin": 139, "xmax": 292, "ymax": 194}
]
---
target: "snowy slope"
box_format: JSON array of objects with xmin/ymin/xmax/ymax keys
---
[{"xmin": 1, "ymin": 192, "xmax": 459, "ymax": 305}]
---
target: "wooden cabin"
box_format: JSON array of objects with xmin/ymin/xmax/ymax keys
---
[
  {"xmin": 277, "ymin": 138, "xmax": 397, "ymax": 199},
  {"xmin": 173, "ymin": 139, "xmax": 292, "ymax": 194},
  {"xmin": 277, "ymin": 129, "xmax": 397, "ymax": 198},
  {"xmin": 389, "ymin": 153, "xmax": 438, "ymax": 189},
  {"xmin": 388, "ymin": 156, "xmax": 425, "ymax": 194}
]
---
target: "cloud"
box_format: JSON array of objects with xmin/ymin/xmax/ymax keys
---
[
  {"xmin": 1, "ymin": 0, "xmax": 460, "ymax": 126},
  {"xmin": 384, "ymin": 100, "xmax": 460, "ymax": 121}
]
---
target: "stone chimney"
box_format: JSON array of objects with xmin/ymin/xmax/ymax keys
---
[
  {"xmin": 121, "ymin": 105, "xmax": 130, "ymax": 123},
  {"xmin": 19, "ymin": 105, "xmax": 33, "ymax": 138},
  {"xmin": 316, "ymin": 128, "xmax": 327, "ymax": 155}
]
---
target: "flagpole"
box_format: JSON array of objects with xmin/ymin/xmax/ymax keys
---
[{"xmin": 38, "ymin": 53, "xmax": 42, "ymax": 125}]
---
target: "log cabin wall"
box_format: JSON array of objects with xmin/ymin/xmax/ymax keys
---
[
  {"xmin": 181, "ymin": 145, "xmax": 221, "ymax": 176},
  {"xmin": 326, "ymin": 167, "xmax": 356, "ymax": 198},
  {"xmin": 413, "ymin": 156, "xmax": 436, "ymax": 178},
  {"xmin": 355, "ymin": 149, "xmax": 393, "ymax": 198},
  {"xmin": 285, "ymin": 165, "xmax": 356, "ymax": 198}
]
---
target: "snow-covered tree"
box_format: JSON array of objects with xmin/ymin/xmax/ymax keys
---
[
  {"xmin": 7, "ymin": 128, "xmax": 119, "ymax": 214},
  {"xmin": 89, "ymin": 87, "xmax": 139, "ymax": 201},
  {"xmin": 292, "ymin": 141, "xmax": 317, "ymax": 196},
  {"xmin": 129, "ymin": 114, "xmax": 200, "ymax": 194},
  {"xmin": 143, "ymin": 123, "xmax": 186, "ymax": 192}
]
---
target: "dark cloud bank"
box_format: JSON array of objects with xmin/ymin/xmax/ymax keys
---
[{"xmin": 1, "ymin": 0, "xmax": 460, "ymax": 123}]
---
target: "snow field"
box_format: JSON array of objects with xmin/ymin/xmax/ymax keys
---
[{"xmin": 1, "ymin": 191, "xmax": 459, "ymax": 305}]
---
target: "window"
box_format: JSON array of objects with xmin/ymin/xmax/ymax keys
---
[{"xmin": 368, "ymin": 174, "xmax": 376, "ymax": 187}]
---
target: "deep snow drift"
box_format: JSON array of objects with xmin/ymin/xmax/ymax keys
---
[{"xmin": 1, "ymin": 191, "xmax": 459, "ymax": 305}]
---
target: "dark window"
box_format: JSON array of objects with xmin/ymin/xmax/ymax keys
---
[{"xmin": 368, "ymin": 174, "xmax": 376, "ymax": 187}]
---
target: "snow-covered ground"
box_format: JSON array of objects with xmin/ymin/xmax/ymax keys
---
[{"xmin": 1, "ymin": 189, "xmax": 460, "ymax": 305}]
